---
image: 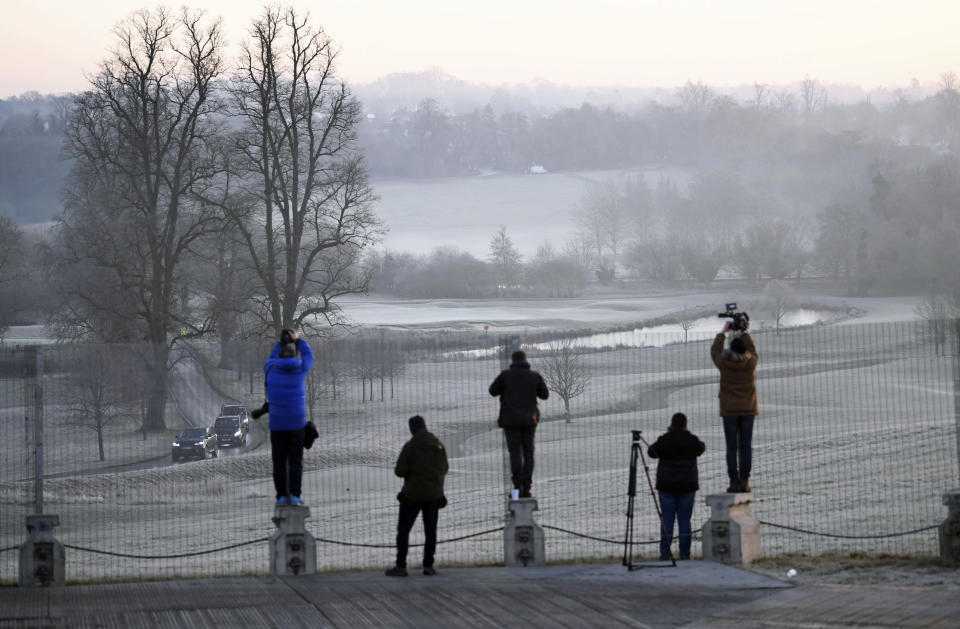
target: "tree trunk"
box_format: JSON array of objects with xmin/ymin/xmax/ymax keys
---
[
  {"xmin": 143, "ymin": 344, "xmax": 169, "ymax": 432},
  {"xmin": 97, "ymin": 423, "xmax": 105, "ymax": 461}
]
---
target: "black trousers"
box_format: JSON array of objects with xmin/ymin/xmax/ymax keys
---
[
  {"xmin": 395, "ymin": 498, "xmax": 439, "ymax": 568},
  {"xmin": 503, "ymin": 425, "xmax": 536, "ymax": 491},
  {"xmin": 271, "ymin": 428, "xmax": 305, "ymax": 499}
]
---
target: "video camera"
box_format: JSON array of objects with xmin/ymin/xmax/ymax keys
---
[{"xmin": 717, "ymin": 302, "xmax": 750, "ymax": 332}]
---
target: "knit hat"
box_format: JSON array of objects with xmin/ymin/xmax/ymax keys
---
[{"xmin": 730, "ymin": 337, "xmax": 746, "ymax": 354}]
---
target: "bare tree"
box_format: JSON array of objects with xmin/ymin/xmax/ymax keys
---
[
  {"xmin": 677, "ymin": 80, "xmax": 715, "ymax": 116},
  {"xmin": 0, "ymin": 217, "xmax": 24, "ymax": 338},
  {"xmin": 678, "ymin": 319, "xmax": 695, "ymax": 343},
  {"xmin": 52, "ymin": 8, "xmax": 225, "ymax": 431},
  {"xmin": 763, "ymin": 280, "xmax": 795, "ymax": 334},
  {"xmin": 751, "ymin": 82, "xmax": 769, "ymax": 112},
  {"xmin": 62, "ymin": 345, "xmax": 132, "ymax": 461},
  {"xmin": 539, "ymin": 340, "xmax": 590, "ymax": 421},
  {"xmin": 225, "ymin": 6, "xmax": 381, "ymax": 336},
  {"xmin": 915, "ymin": 291, "xmax": 957, "ymax": 355},
  {"xmin": 800, "ymin": 76, "xmax": 828, "ymax": 115}
]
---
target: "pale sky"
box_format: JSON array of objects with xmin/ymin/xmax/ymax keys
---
[{"xmin": 1, "ymin": 0, "xmax": 958, "ymax": 98}]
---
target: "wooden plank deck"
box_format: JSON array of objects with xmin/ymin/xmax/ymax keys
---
[{"xmin": 1, "ymin": 563, "xmax": 955, "ymax": 628}]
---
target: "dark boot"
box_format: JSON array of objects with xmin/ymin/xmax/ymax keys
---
[
  {"xmin": 726, "ymin": 479, "xmax": 741, "ymax": 493},
  {"xmin": 740, "ymin": 479, "xmax": 751, "ymax": 493},
  {"xmin": 385, "ymin": 565, "xmax": 408, "ymax": 577}
]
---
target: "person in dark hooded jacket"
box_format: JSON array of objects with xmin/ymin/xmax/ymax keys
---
[
  {"xmin": 647, "ymin": 412, "xmax": 705, "ymax": 560},
  {"xmin": 386, "ymin": 415, "xmax": 449, "ymax": 577},
  {"xmin": 264, "ymin": 329, "xmax": 314, "ymax": 506},
  {"xmin": 711, "ymin": 322, "xmax": 758, "ymax": 493},
  {"xmin": 489, "ymin": 350, "xmax": 549, "ymax": 498}
]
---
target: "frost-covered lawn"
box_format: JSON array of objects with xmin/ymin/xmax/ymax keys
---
[{"xmin": 3, "ymin": 292, "xmax": 953, "ymax": 583}]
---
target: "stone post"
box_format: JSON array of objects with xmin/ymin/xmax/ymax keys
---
[
  {"xmin": 269, "ymin": 506, "xmax": 316, "ymax": 576},
  {"xmin": 19, "ymin": 514, "xmax": 65, "ymax": 587},
  {"xmin": 940, "ymin": 489, "xmax": 960, "ymax": 566},
  {"xmin": 701, "ymin": 492, "xmax": 761, "ymax": 565},
  {"xmin": 504, "ymin": 498, "xmax": 545, "ymax": 567}
]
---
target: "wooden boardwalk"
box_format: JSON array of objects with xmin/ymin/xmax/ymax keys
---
[{"xmin": 1, "ymin": 563, "xmax": 956, "ymax": 628}]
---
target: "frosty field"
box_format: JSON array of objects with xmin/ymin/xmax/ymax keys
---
[{"xmin": 1, "ymin": 291, "xmax": 957, "ymax": 582}]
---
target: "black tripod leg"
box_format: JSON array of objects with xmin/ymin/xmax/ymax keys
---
[{"xmin": 623, "ymin": 443, "xmax": 638, "ymax": 568}]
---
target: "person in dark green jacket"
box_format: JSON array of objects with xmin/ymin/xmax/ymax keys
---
[{"xmin": 386, "ymin": 415, "xmax": 449, "ymax": 577}]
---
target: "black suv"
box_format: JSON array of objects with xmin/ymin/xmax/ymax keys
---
[
  {"xmin": 214, "ymin": 415, "xmax": 248, "ymax": 448},
  {"xmin": 220, "ymin": 404, "xmax": 249, "ymax": 429},
  {"xmin": 172, "ymin": 427, "xmax": 219, "ymax": 461}
]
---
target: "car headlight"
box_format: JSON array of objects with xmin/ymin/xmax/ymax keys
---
[
  {"xmin": 196, "ymin": 441, "xmax": 205, "ymax": 446},
  {"xmin": 234, "ymin": 430, "xmax": 242, "ymax": 437},
  {"xmin": 172, "ymin": 442, "xmax": 179, "ymax": 447}
]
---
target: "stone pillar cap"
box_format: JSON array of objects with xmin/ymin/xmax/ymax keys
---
[
  {"xmin": 272, "ymin": 505, "xmax": 311, "ymax": 528},
  {"xmin": 944, "ymin": 489, "xmax": 960, "ymax": 507},
  {"xmin": 25, "ymin": 514, "xmax": 60, "ymax": 532},
  {"xmin": 705, "ymin": 493, "xmax": 754, "ymax": 508},
  {"xmin": 507, "ymin": 498, "xmax": 539, "ymax": 515}
]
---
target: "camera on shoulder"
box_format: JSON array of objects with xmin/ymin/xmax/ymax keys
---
[{"xmin": 718, "ymin": 302, "xmax": 750, "ymax": 332}]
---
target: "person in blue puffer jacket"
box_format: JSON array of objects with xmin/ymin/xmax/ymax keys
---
[{"xmin": 264, "ymin": 328, "xmax": 314, "ymax": 506}]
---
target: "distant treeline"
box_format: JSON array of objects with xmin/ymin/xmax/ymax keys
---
[
  {"xmin": 0, "ymin": 92, "xmax": 73, "ymax": 222},
  {"xmin": 3, "ymin": 76, "xmax": 960, "ymax": 225}
]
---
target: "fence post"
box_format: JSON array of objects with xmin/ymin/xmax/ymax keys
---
[
  {"xmin": 954, "ymin": 319, "xmax": 960, "ymax": 485},
  {"xmin": 32, "ymin": 347, "xmax": 43, "ymax": 514},
  {"xmin": 20, "ymin": 346, "xmax": 64, "ymax": 587}
]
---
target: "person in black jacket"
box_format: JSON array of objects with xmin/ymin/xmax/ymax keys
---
[
  {"xmin": 386, "ymin": 415, "xmax": 449, "ymax": 577},
  {"xmin": 489, "ymin": 350, "xmax": 549, "ymax": 498},
  {"xmin": 647, "ymin": 412, "xmax": 706, "ymax": 560}
]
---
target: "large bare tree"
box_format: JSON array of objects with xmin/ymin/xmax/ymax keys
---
[
  {"xmin": 53, "ymin": 8, "xmax": 225, "ymax": 431},
  {"xmin": 226, "ymin": 7, "xmax": 381, "ymax": 336}
]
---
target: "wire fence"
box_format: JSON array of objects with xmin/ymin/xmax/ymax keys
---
[{"xmin": 1, "ymin": 317, "xmax": 958, "ymax": 582}]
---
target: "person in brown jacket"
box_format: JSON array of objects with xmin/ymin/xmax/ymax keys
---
[{"xmin": 711, "ymin": 322, "xmax": 758, "ymax": 493}]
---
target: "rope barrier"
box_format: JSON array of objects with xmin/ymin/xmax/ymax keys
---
[
  {"xmin": 542, "ymin": 524, "xmax": 647, "ymax": 545},
  {"xmin": 9, "ymin": 520, "xmax": 940, "ymax": 562},
  {"xmin": 63, "ymin": 538, "xmax": 269, "ymax": 560},
  {"xmin": 52, "ymin": 528, "xmax": 506, "ymax": 559},
  {"xmin": 758, "ymin": 520, "xmax": 940, "ymax": 540},
  {"xmin": 296, "ymin": 527, "xmax": 507, "ymax": 549}
]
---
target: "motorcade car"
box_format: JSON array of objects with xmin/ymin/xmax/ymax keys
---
[
  {"xmin": 171, "ymin": 427, "xmax": 219, "ymax": 461},
  {"xmin": 214, "ymin": 415, "xmax": 247, "ymax": 448},
  {"xmin": 220, "ymin": 404, "xmax": 249, "ymax": 428}
]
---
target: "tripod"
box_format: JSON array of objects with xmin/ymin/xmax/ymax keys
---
[{"xmin": 623, "ymin": 430, "xmax": 676, "ymax": 570}]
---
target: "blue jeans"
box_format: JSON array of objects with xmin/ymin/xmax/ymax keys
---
[
  {"xmin": 658, "ymin": 491, "xmax": 696, "ymax": 560},
  {"xmin": 722, "ymin": 415, "xmax": 754, "ymax": 482}
]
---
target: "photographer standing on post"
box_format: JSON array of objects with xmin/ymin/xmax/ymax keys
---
[
  {"xmin": 647, "ymin": 412, "xmax": 705, "ymax": 560},
  {"xmin": 711, "ymin": 319, "xmax": 758, "ymax": 493},
  {"xmin": 264, "ymin": 329, "xmax": 314, "ymax": 506},
  {"xmin": 489, "ymin": 350, "xmax": 549, "ymax": 498}
]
